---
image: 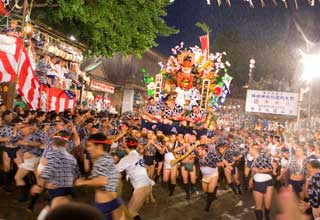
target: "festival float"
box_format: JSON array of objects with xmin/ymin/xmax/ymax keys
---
[{"xmin": 142, "ymin": 37, "xmax": 233, "ymax": 131}]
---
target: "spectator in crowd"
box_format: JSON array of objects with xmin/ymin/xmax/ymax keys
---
[
  {"xmin": 2, "ymin": 19, "xmax": 21, "ymax": 37},
  {"xmin": 44, "ymin": 202, "xmax": 104, "ymax": 220}
]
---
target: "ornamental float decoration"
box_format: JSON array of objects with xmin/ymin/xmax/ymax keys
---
[{"xmin": 143, "ymin": 38, "xmax": 233, "ymax": 113}]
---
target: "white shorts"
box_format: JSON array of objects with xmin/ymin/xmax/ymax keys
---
[
  {"xmin": 132, "ymin": 177, "xmax": 153, "ymax": 189},
  {"xmin": 253, "ymin": 173, "xmax": 273, "ymax": 182},
  {"xmin": 200, "ymin": 166, "xmax": 218, "ymax": 183},
  {"xmin": 20, "ymin": 157, "xmax": 40, "ymax": 171},
  {"xmin": 164, "ymin": 152, "xmax": 175, "ymax": 170}
]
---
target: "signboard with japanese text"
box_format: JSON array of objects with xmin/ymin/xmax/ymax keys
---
[
  {"xmin": 90, "ymin": 79, "xmax": 114, "ymax": 94},
  {"xmin": 245, "ymin": 90, "xmax": 299, "ymax": 116}
]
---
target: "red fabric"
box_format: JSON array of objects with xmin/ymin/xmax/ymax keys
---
[
  {"xmin": 0, "ymin": 37, "xmax": 23, "ymax": 83},
  {"xmin": 40, "ymin": 85, "xmax": 76, "ymax": 113},
  {"xmin": 17, "ymin": 44, "xmax": 41, "ymax": 110},
  {"xmin": 0, "ymin": 3, "xmax": 7, "ymax": 16},
  {"xmin": 0, "ymin": 36, "xmax": 40, "ymax": 109}
]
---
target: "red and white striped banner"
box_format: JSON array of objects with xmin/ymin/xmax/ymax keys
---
[
  {"xmin": 0, "ymin": 35, "xmax": 22, "ymax": 83},
  {"xmin": 40, "ymin": 85, "xmax": 76, "ymax": 113},
  {"xmin": 0, "ymin": 34, "xmax": 40, "ymax": 109},
  {"xmin": 17, "ymin": 46, "xmax": 41, "ymax": 110}
]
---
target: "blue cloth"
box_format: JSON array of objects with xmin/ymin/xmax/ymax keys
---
[
  {"xmin": 40, "ymin": 147, "xmax": 79, "ymax": 187},
  {"xmin": 48, "ymin": 187, "xmax": 74, "ymax": 206},
  {"xmin": 201, "ymin": 149, "xmax": 222, "ymax": 168},
  {"xmin": 94, "ymin": 198, "xmax": 123, "ymax": 220},
  {"xmin": 308, "ymin": 172, "xmax": 320, "ymax": 208},
  {"xmin": 90, "ymin": 153, "xmax": 119, "ymax": 192}
]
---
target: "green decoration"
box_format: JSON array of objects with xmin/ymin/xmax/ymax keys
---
[
  {"xmin": 141, "ymin": 67, "xmax": 147, "ymax": 74},
  {"xmin": 148, "ymin": 89, "xmax": 154, "ymax": 96}
]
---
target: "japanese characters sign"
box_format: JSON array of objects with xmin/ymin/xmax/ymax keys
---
[{"xmin": 245, "ymin": 90, "xmax": 299, "ymax": 116}]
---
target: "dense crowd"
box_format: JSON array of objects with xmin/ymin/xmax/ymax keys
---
[
  {"xmin": 250, "ymin": 76, "xmax": 295, "ymax": 92},
  {"xmin": 0, "ymin": 96, "xmax": 319, "ymax": 220}
]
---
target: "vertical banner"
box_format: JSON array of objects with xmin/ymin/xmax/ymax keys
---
[
  {"xmin": 121, "ymin": 89, "xmax": 134, "ymax": 114},
  {"xmin": 200, "ymin": 34, "xmax": 210, "ymax": 59}
]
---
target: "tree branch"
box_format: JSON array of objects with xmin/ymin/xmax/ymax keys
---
[{"xmin": 32, "ymin": 3, "xmax": 59, "ymax": 8}]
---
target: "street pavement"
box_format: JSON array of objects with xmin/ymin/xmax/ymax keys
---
[{"xmin": 0, "ymin": 181, "xmax": 259, "ymax": 220}]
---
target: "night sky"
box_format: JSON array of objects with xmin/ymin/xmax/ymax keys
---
[
  {"xmin": 156, "ymin": 0, "xmax": 320, "ymax": 55},
  {"xmin": 155, "ymin": 0, "xmax": 320, "ymax": 94}
]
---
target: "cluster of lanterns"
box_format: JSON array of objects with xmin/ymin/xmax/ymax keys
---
[
  {"xmin": 46, "ymin": 44, "xmax": 83, "ymax": 63},
  {"xmin": 9, "ymin": 17, "xmax": 84, "ymax": 63},
  {"xmin": 219, "ymin": 105, "xmax": 242, "ymax": 110},
  {"xmin": 206, "ymin": 0, "xmax": 318, "ymax": 9}
]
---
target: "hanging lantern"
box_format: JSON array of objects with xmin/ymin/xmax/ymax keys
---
[{"xmin": 23, "ymin": 23, "xmax": 34, "ymax": 35}]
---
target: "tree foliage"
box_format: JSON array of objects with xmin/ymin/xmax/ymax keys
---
[{"xmin": 32, "ymin": 0, "xmax": 178, "ymax": 57}]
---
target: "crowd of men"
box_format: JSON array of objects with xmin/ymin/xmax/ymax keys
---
[
  {"xmin": 250, "ymin": 76, "xmax": 295, "ymax": 93},
  {"xmin": 0, "ymin": 98, "xmax": 319, "ymax": 220}
]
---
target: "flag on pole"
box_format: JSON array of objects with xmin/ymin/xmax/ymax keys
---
[
  {"xmin": 0, "ymin": 2, "xmax": 7, "ymax": 16},
  {"xmin": 0, "ymin": 35, "xmax": 23, "ymax": 83},
  {"xmin": 200, "ymin": 34, "xmax": 210, "ymax": 59},
  {"xmin": 17, "ymin": 47, "xmax": 41, "ymax": 110},
  {"xmin": 0, "ymin": 34, "xmax": 41, "ymax": 109}
]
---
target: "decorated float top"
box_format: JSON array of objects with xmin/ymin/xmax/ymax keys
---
[{"xmin": 143, "ymin": 40, "xmax": 233, "ymax": 112}]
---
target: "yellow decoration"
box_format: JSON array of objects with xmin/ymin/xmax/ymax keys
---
[
  {"xmin": 3, "ymin": 86, "xmax": 8, "ymax": 92},
  {"xmin": 198, "ymin": 60, "xmax": 213, "ymax": 75},
  {"xmin": 196, "ymin": 55, "xmax": 205, "ymax": 66}
]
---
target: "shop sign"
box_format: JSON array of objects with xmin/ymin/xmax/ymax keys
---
[{"xmin": 90, "ymin": 79, "xmax": 114, "ymax": 94}]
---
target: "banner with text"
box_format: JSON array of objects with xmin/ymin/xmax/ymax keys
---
[
  {"xmin": 245, "ymin": 90, "xmax": 299, "ymax": 116},
  {"xmin": 90, "ymin": 79, "xmax": 114, "ymax": 94}
]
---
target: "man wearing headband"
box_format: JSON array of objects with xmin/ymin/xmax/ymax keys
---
[
  {"xmin": 116, "ymin": 137, "xmax": 152, "ymax": 220},
  {"xmin": 47, "ymin": 119, "xmax": 80, "ymax": 154},
  {"xmin": 31, "ymin": 130, "xmax": 80, "ymax": 220},
  {"xmin": 75, "ymin": 133, "xmax": 126, "ymax": 220}
]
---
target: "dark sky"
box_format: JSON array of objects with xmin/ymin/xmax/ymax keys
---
[
  {"xmin": 155, "ymin": 0, "xmax": 320, "ymax": 94},
  {"xmin": 156, "ymin": 0, "xmax": 320, "ymax": 56}
]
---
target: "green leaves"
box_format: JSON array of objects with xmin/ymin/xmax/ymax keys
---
[
  {"xmin": 195, "ymin": 22, "xmax": 212, "ymax": 34},
  {"xmin": 32, "ymin": 0, "xmax": 178, "ymax": 57}
]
